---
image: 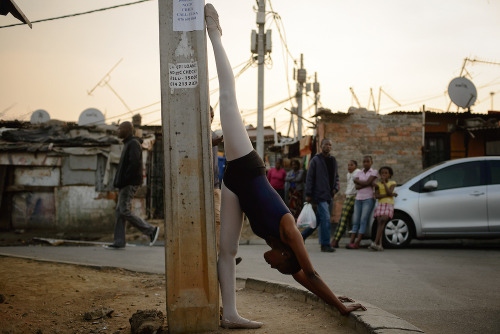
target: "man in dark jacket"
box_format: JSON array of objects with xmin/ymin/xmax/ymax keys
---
[
  {"xmin": 104, "ymin": 121, "xmax": 159, "ymax": 249},
  {"xmin": 301, "ymin": 138, "xmax": 339, "ymax": 252}
]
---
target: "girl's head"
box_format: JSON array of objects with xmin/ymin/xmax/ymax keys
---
[
  {"xmin": 379, "ymin": 166, "xmax": 394, "ymax": 180},
  {"xmin": 291, "ymin": 159, "xmax": 300, "ymax": 171},
  {"xmin": 362, "ymin": 156, "xmax": 373, "ymax": 170},
  {"xmin": 347, "ymin": 160, "xmax": 357, "ymax": 173},
  {"xmin": 264, "ymin": 244, "xmax": 301, "ymax": 275}
]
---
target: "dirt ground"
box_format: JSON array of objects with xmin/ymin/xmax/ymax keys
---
[{"xmin": 0, "ymin": 257, "xmax": 355, "ymax": 334}]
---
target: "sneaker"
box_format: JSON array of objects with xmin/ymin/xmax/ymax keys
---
[
  {"xmin": 321, "ymin": 245, "xmax": 336, "ymax": 253},
  {"xmin": 235, "ymin": 257, "xmax": 242, "ymax": 265},
  {"xmin": 369, "ymin": 243, "xmax": 384, "ymax": 251},
  {"xmin": 205, "ymin": 3, "xmax": 222, "ymax": 36},
  {"xmin": 103, "ymin": 244, "xmax": 125, "ymax": 250},
  {"xmin": 150, "ymin": 226, "xmax": 160, "ymax": 246}
]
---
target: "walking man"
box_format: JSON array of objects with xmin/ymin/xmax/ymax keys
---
[
  {"xmin": 105, "ymin": 121, "xmax": 160, "ymax": 249},
  {"xmin": 301, "ymin": 138, "xmax": 339, "ymax": 252}
]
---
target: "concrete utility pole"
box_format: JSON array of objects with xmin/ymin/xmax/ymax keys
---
[
  {"xmin": 296, "ymin": 54, "xmax": 306, "ymax": 140},
  {"xmin": 158, "ymin": 1, "xmax": 218, "ymax": 332},
  {"xmin": 313, "ymin": 73, "xmax": 320, "ymax": 115},
  {"xmin": 255, "ymin": 0, "xmax": 266, "ymax": 158},
  {"xmin": 313, "ymin": 72, "xmax": 320, "ymax": 136}
]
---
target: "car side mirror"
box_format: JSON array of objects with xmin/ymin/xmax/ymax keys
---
[{"xmin": 423, "ymin": 180, "xmax": 438, "ymax": 191}]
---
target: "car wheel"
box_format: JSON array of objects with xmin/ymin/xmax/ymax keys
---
[{"xmin": 383, "ymin": 212, "xmax": 413, "ymax": 248}]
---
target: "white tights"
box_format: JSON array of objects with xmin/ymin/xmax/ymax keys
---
[{"xmin": 207, "ymin": 17, "xmax": 255, "ymax": 323}]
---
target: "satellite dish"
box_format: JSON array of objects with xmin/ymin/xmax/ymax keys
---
[
  {"xmin": 30, "ymin": 109, "xmax": 50, "ymax": 124},
  {"xmin": 448, "ymin": 77, "xmax": 477, "ymax": 109},
  {"xmin": 78, "ymin": 108, "xmax": 105, "ymax": 126}
]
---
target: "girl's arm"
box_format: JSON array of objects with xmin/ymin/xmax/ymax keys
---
[
  {"xmin": 374, "ymin": 184, "xmax": 384, "ymax": 199},
  {"xmin": 354, "ymin": 175, "xmax": 377, "ymax": 187},
  {"xmin": 280, "ymin": 216, "xmax": 366, "ymax": 315},
  {"xmin": 354, "ymin": 177, "xmax": 362, "ymax": 189},
  {"xmin": 386, "ymin": 183, "xmax": 397, "ymax": 197},
  {"xmin": 285, "ymin": 170, "xmax": 301, "ymax": 182}
]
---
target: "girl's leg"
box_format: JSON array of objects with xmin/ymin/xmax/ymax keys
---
[
  {"xmin": 218, "ymin": 183, "xmax": 243, "ymax": 321},
  {"xmin": 349, "ymin": 200, "xmax": 361, "ymax": 244},
  {"xmin": 358, "ymin": 198, "xmax": 375, "ymax": 235},
  {"xmin": 355, "ymin": 198, "xmax": 375, "ymax": 245},
  {"xmin": 218, "ymin": 183, "xmax": 262, "ymax": 327},
  {"xmin": 206, "ymin": 6, "xmax": 261, "ymax": 328},
  {"xmin": 333, "ymin": 197, "xmax": 355, "ymax": 243},
  {"xmin": 206, "ymin": 5, "xmax": 253, "ymax": 161},
  {"xmin": 375, "ymin": 215, "xmax": 389, "ymax": 246}
]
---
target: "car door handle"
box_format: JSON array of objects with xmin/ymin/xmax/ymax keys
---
[{"xmin": 469, "ymin": 192, "xmax": 485, "ymax": 196}]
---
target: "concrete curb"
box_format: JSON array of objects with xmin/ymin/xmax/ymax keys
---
[
  {"xmin": 0, "ymin": 253, "xmax": 159, "ymax": 276},
  {"xmin": 242, "ymin": 277, "xmax": 425, "ymax": 334}
]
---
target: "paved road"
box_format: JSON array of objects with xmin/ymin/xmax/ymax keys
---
[{"xmin": 1, "ymin": 238, "xmax": 499, "ymax": 334}]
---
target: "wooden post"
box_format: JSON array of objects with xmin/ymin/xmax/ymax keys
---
[{"xmin": 158, "ymin": 0, "xmax": 218, "ymax": 332}]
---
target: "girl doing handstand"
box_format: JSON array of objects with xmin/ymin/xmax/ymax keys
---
[{"xmin": 205, "ymin": 4, "xmax": 365, "ymax": 329}]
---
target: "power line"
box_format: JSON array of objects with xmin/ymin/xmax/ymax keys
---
[
  {"xmin": 0, "ymin": 0, "xmax": 152, "ymax": 29},
  {"xmin": 268, "ymin": 0, "xmax": 296, "ymax": 106}
]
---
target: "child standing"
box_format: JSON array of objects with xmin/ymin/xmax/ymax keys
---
[
  {"xmin": 331, "ymin": 160, "xmax": 360, "ymax": 248},
  {"xmin": 371, "ymin": 166, "xmax": 397, "ymax": 251},
  {"xmin": 347, "ymin": 156, "xmax": 378, "ymax": 249}
]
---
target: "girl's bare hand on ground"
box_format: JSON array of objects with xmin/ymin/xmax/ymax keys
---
[
  {"xmin": 341, "ymin": 303, "xmax": 367, "ymax": 315},
  {"xmin": 338, "ymin": 296, "xmax": 355, "ymax": 303}
]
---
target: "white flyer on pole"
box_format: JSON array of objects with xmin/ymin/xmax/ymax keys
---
[
  {"xmin": 169, "ymin": 62, "xmax": 199, "ymax": 89},
  {"xmin": 173, "ymin": 0, "xmax": 204, "ymax": 32}
]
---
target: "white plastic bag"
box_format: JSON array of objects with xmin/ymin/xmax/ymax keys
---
[{"xmin": 296, "ymin": 203, "xmax": 316, "ymax": 229}]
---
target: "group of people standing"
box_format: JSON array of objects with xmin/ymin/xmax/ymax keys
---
[
  {"xmin": 267, "ymin": 140, "xmax": 398, "ymax": 253},
  {"xmin": 267, "ymin": 158, "xmax": 305, "ymax": 219},
  {"xmin": 333, "ymin": 156, "xmax": 397, "ymax": 252}
]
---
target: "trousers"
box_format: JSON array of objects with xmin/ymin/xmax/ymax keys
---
[
  {"xmin": 113, "ymin": 185, "xmax": 155, "ymax": 247},
  {"xmin": 301, "ymin": 201, "xmax": 333, "ymax": 246}
]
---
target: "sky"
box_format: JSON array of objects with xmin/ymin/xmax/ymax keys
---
[{"xmin": 1, "ymin": 0, "xmax": 500, "ymax": 136}]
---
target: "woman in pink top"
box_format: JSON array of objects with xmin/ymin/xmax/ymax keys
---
[
  {"xmin": 267, "ymin": 158, "xmax": 287, "ymax": 201},
  {"xmin": 346, "ymin": 156, "xmax": 378, "ymax": 249}
]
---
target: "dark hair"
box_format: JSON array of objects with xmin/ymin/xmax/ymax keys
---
[
  {"xmin": 320, "ymin": 138, "xmax": 331, "ymax": 146},
  {"xmin": 272, "ymin": 240, "xmax": 301, "ymax": 275},
  {"xmin": 291, "ymin": 159, "xmax": 300, "ymax": 168},
  {"xmin": 279, "ymin": 254, "xmax": 301, "ymax": 275},
  {"xmin": 379, "ymin": 166, "xmax": 394, "ymax": 176},
  {"xmin": 349, "ymin": 160, "xmax": 358, "ymax": 167},
  {"xmin": 363, "ymin": 155, "xmax": 373, "ymax": 163}
]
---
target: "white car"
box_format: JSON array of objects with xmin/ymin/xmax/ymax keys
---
[{"xmin": 367, "ymin": 156, "xmax": 500, "ymax": 248}]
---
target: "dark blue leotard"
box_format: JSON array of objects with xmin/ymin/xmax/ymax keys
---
[{"xmin": 223, "ymin": 150, "xmax": 291, "ymax": 240}]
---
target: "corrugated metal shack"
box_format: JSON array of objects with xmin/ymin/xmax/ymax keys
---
[{"xmin": 0, "ymin": 120, "xmax": 159, "ymax": 233}]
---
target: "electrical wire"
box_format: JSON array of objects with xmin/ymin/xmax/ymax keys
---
[
  {"xmin": 267, "ymin": 0, "xmax": 295, "ymax": 60},
  {"xmin": 268, "ymin": 0, "xmax": 303, "ymax": 127},
  {"xmin": 0, "ymin": 0, "xmax": 153, "ymax": 29}
]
